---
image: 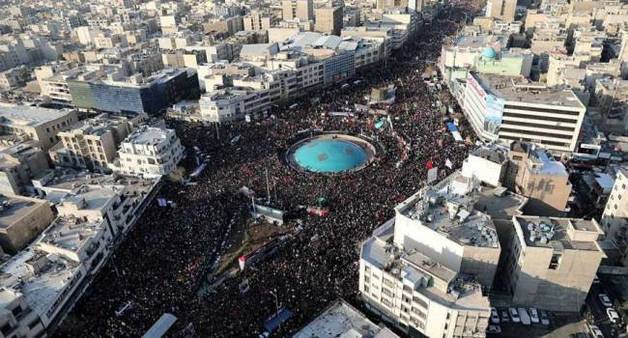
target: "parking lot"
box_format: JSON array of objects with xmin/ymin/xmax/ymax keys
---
[{"xmin": 486, "ymin": 307, "xmax": 592, "ymax": 338}]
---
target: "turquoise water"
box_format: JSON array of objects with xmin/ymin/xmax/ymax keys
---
[{"xmin": 293, "ymin": 138, "xmax": 368, "ymax": 173}]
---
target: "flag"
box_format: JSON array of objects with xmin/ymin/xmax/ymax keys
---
[
  {"xmin": 445, "ymin": 158, "xmax": 453, "ymax": 169},
  {"xmin": 426, "ymin": 160, "xmax": 433, "ymax": 170}
]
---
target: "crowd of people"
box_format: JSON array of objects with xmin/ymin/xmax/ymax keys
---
[{"xmin": 56, "ymin": 1, "xmax": 484, "ymax": 337}]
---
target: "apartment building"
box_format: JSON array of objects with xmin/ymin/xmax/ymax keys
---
[
  {"xmin": 112, "ymin": 126, "xmax": 184, "ymax": 177},
  {"xmin": 462, "ymin": 72, "xmax": 586, "ymax": 153},
  {"xmin": 0, "ymin": 141, "xmax": 49, "ymax": 195},
  {"xmin": 315, "ymin": 7, "xmax": 343, "ymax": 36},
  {"xmin": 282, "ymin": 0, "xmax": 314, "ymax": 21},
  {"xmin": 485, "ymin": 0, "xmax": 516, "ymax": 22},
  {"xmin": 0, "ymin": 104, "xmax": 78, "ymax": 151},
  {"xmin": 0, "ymin": 195, "xmax": 54, "ymax": 254},
  {"xmin": 360, "ymin": 171, "xmax": 501, "ymax": 338},
  {"xmin": 600, "ymin": 168, "xmax": 628, "ymax": 263},
  {"xmin": 243, "ymin": 11, "xmax": 271, "ymax": 31},
  {"xmin": 49, "ymin": 114, "xmax": 133, "ymax": 173},
  {"xmin": 502, "ymin": 216, "xmax": 604, "ymax": 311},
  {"xmin": 199, "ymin": 87, "xmax": 272, "ymax": 123}
]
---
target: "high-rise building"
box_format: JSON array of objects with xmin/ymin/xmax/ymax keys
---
[
  {"xmin": 485, "ymin": 0, "xmax": 517, "ymax": 22},
  {"xmin": 315, "ymin": 6, "xmax": 343, "ymax": 36},
  {"xmin": 282, "ymin": 0, "xmax": 314, "ymax": 21},
  {"xmin": 359, "ymin": 171, "xmax": 500, "ymax": 338},
  {"xmin": 502, "ymin": 215, "xmax": 604, "ymax": 311},
  {"xmin": 243, "ymin": 10, "xmax": 272, "ymax": 31},
  {"xmin": 600, "ymin": 168, "xmax": 628, "ymax": 263},
  {"xmin": 462, "ymin": 72, "xmax": 587, "ymax": 154}
]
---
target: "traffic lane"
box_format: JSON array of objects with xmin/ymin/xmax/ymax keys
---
[{"xmin": 587, "ymin": 285, "xmax": 619, "ymax": 337}]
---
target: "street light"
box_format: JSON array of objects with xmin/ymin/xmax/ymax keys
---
[{"xmin": 269, "ymin": 289, "xmax": 279, "ymax": 316}]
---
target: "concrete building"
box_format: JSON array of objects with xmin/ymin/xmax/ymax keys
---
[
  {"xmin": 49, "ymin": 114, "xmax": 133, "ymax": 173},
  {"xmin": 462, "ymin": 72, "xmax": 587, "ymax": 153},
  {"xmin": 282, "ymin": 0, "xmax": 314, "ymax": 21},
  {"xmin": 0, "ymin": 141, "xmax": 49, "ymax": 195},
  {"xmin": 243, "ymin": 11, "xmax": 272, "ymax": 31},
  {"xmin": 359, "ymin": 171, "xmax": 501, "ymax": 338},
  {"xmin": 485, "ymin": 0, "xmax": 516, "ymax": 22},
  {"xmin": 67, "ymin": 68, "xmax": 200, "ymax": 115},
  {"xmin": 112, "ymin": 126, "xmax": 184, "ymax": 178},
  {"xmin": 502, "ymin": 215, "xmax": 605, "ymax": 311},
  {"xmin": 438, "ymin": 35, "xmax": 510, "ymax": 83},
  {"xmin": 294, "ymin": 299, "xmax": 400, "ymax": 338},
  {"xmin": 600, "ymin": 168, "xmax": 628, "ymax": 263},
  {"xmin": 0, "ymin": 104, "xmax": 78, "ymax": 151},
  {"xmin": 199, "ymin": 87, "xmax": 272, "ymax": 123},
  {"xmin": 505, "ymin": 142, "xmax": 572, "ymax": 216},
  {"xmin": 461, "ymin": 145, "xmax": 508, "ymax": 187},
  {"xmin": 0, "ymin": 288, "xmax": 46, "ymax": 338},
  {"xmin": 0, "ymin": 195, "xmax": 54, "ymax": 254},
  {"xmin": 315, "ymin": 7, "xmax": 343, "ymax": 36}
]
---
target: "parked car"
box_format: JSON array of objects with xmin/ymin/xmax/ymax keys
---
[
  {"xmin": 599, "ymin": 293, "xmax": 613, "ymax": 307},
  {"xmin": 509, "ymin": 308, "xmax": 521, "ymax": 323},
  {"xmin": 540, "ymin": 310, "xmax": 550, "ymax": 326},
  {"xmin": 501, "ymin": 310, "xmax": 510, "ymax": 323},
  {"xmin": 490, "ymin": 308, "xmax": 500, "ymax": 324},
  {"xmin": 593, "ymin": 275, "xmax": 601, "ymax": 284},
  {"xmin": 529, "ymin": 308, "xmax": 540, "ymax": 324},
  {"xmin": 487, "ymin": 325, "xmax": 502, "ymax": 334},
  {"xmin": 589, "ymin": 324, "xmax": 604, "ymax": 338},
  {"xmin": 518, "ymin": 307, "xmax": 531, "ymax": 325},
  {"xmin": 607, "ymin": 308, "xmax": 620, "ymax": 324}
]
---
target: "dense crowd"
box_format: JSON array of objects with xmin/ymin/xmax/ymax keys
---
[{"xmin": 56, "ymin": 2, "xmax": 483, "ymax": 337}]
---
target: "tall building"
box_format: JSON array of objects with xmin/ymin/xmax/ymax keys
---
[
  {"xmin": 462, "ymin": 72, "xmax": 587, "ymax": 153},
  {"xmin": 315, "ymin": 7, "xmax": 343, "ymax": 36},
  {"xmin": 359, "ymin": 171, "xmax": 500, "ymax": 338},
  {"xmin": 504, "ymin": 142, "xmax": 572, "ymax": 216},
  {"xmin": 600, "ymin": 168, "xmax": 628, "ymax": 264},
  {"xmin": 485, "ymin": 0, "xmax": 516, "ymax": 22},
  {"xmin": 502, "ymin": 216, "xmax": 604, "ymax": 311},
  {"xmin": 49, "ymin": 114, "xmax": 133, "ymax": 173},
  {"xmin": 282, "ymin": 0, "xmax": 314, "ymax": 21},
  {"xmin": 67, "ymin": 68, "xmax": 199, "ymax": 115},
  {"xmin": 111, "ymin": 126, "xmax": 185, "ymax": 178},
  {"xmin": 243, "ymin": 11, "xmax": 272, "ymax": 31}
]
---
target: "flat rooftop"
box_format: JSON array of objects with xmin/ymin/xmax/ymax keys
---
[
  {"xmin": 0, "ymin": 195, "xmax": 48, "ymax": 230},
  {"xmin": 397, "ymin": 173, "xmax": 499, "ymax": 248},
  {"xmin": 123, "ymin": 126, "xmax": 174, "ymax": 146},
  {"xmin": 0, "ymin": 104, "xmax": 72, "ymax": 127},
  {"xmin": 470, "ymin": 146, "xmax": 507, "ymax": 164},
  {"xmin": 516, "ymin": 216, "xmax": 603, "ymax": 251},
  {"xmin": 39, "ymin": 215, "xmax": 103, "ymax": 253},
  {"xmin": 294, "ymin": 299, "xmax": 399, "ymax": 338},
  {"xmin": 473, "ymin": 73, "xmax": 585, "ymax": 109}
]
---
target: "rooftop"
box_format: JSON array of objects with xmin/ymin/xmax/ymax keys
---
[
  {"xmin": 38, "ymin": 215, "xmax": 103, "ymax": 254},
  {"xmin": 0, "ymin": 195, "xmax": 49, "ymax": 230},
  {"xmin": 0, "ymin": 104, "xmax": 73, "ymax": 127},
  {"xmin": 515, "ymin": 216, "xmax": 603, "ymax": 251},
  {"xmin": 473, "ymin": 72, "xmax": 585, "ymax": 109},
  {"xmin": 294, "ymin": 299, "xmax": 399, "ymax": 338},
  {"xmin": 122, "ymin": 126, "xmax": 175, "ymax": 146},
  {"xmin": 396, "ymin": 172, "xmax": 500, "ymax": 248}
]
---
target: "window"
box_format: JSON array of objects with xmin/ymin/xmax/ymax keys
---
[{"xmin": 549, "ymin": 253, "xmax": 561, "ymax": 270}]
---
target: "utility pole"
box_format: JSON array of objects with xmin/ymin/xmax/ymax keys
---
[{"xmin": 265, "ymin": 168, "xmax": 271, "ymax": 204}]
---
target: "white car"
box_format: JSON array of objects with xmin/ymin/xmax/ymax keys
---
[
  {"xmin": 490, "ymin": 307, "xmax": 500, "ymax": 324},
  {"xmin": 509, "ymin": 307, "xmax": 521, "ymax": 323},
  {"xmin": 599, "ymin": 293, "xmax": 613, "ymax": 307},
  {"xmin": 590, "ymin": 324, "xmax": 604, "ymax": 338},
  {"xmin": 529, "ymin": 308, "xmax": 540, "ymax": 324},
  {"xmin": 607, "ymin": 308, "xmax": 620, "ymax": 323},
  {"xmin": 539, "ymin": 310, "xmax": 550, "ymax": 326}
]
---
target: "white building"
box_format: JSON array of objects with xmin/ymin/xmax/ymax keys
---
[
  {"xmin": 462, "ymin": 72, "xmax": 587, "ymax": 153},
  {"xmin": 360, "ymin": 172, "xmax": 500, "ymax": 338},
  {"xmin": 112, "ymin": 126, "xmax": 184, "ymax": 177},
  {"xmin": 600, "ymin": 168, "xmax": 628, "ymax": 264},
  {"xmin": 461, "ymin": 145, "xmax": 508, "ymax": 187},
  {"xmin": 199, "ymin": 87, "xmax": 272, "ymax": 123}
]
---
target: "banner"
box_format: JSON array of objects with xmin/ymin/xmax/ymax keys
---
[{"xmin": 427, "ymin": 167, "xmax": 438, "ymax": 184}]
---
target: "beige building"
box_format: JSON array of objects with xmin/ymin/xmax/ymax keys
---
[
  {"xmin": 505, "ymin": 142, "xmax": 572, "ymax": 216},
  {"xmin": 49, "ymin": 114, "xmax": 133, "ymax": 173},
  {"xmin": 0, "ymin": 195, "xmax": 54, "ymax": 254},
  {"xmin": 503, "ymin": 215, "xmax": 605, "ymax": 311},
  {"xmin": 315, "ymin": 7, "xmax": 343, "ymax": 36},
  {"xmin": 485, "ymin": 0, "xmax": 516, "ymax": 22},
  {"xmin": 243, "ymin": 11, "xmax": 272, "ymax": 31},
  {"xmin": 600, "ymin": 168, "xmax": 628, "ymax": 264},
  {"xmin": 0, "ymin": 104, "xmax": 78, "ymax": 151},
  {"xmin": 0, "ymin": 289, "xmax": 46, "ymax": 338},
  {"xmin": 282, "ymin": 0, "xmax": 314, "ymax": 21},
  {"xmin": 0, "ymin": 141, "xmax": 49, "ymax": 195}
]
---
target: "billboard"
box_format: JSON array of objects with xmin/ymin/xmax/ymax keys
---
[{"xmin": 484, "ymin": 94, "xmax": 504, "ymax": 135}]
